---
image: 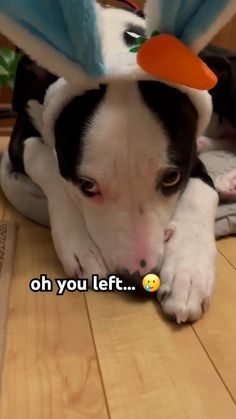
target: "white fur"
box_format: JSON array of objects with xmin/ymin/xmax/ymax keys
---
[
  {"xmin": 98, "ymin": 7, "xmax": 146, "ymax": 59},
  {"xmin": 158, "ymin": 179, "xmax": 218, "ymax": 323},
  {"xmin": 98, "ymin": 7, "xmax": 149, "ymax": 80}
]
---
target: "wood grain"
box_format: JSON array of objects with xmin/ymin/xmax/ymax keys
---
[
  {"xmin": 0, "ymin": 138, "xmax": 9, "ymax": 219},
  {"xmin": 213, "ymin": 16, "xmax": 236, "ymax": 52},
  {"xmin": 0, "ymin": 204, "xmax": 109, "ymax": 419},
  {"xmin": 86, "ymin": 279, "xmax": 236, "ymax": 419},
  {"xmin": 217, "ymin": 238, "xmax": 236, "ymax": 268},
  {"xmin": 194, "ymin": 252, "xmax": 236, "ymax": 401}
]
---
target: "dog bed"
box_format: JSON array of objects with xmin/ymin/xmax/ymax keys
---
[
  {"xmin": 1, "ymin": 147, "xmax": 236, "ymax": 238},
  {"xmin": 200, "ymin": 150, "xmax": 236, "ymax": 238}
]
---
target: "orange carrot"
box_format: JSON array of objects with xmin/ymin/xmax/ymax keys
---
[{"xmin": 137, "ymin": 34, "xmax": 217, "ymax": 90}]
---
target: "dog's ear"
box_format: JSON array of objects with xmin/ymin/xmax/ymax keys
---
[{"xmin": 12, "ymin": 55, "xmax": 57, "ymax": 112}]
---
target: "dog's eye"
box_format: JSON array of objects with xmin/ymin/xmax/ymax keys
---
[
  {"xmin": 162, "ymin": 170, "xmax": 181, "ymax": 188},
  {"xmin": 78, "ymin": 177, "xmax": 100, "ymax": 197}
]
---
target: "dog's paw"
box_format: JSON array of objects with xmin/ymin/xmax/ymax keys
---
[
  {"xmin": 216, "ymin": 170, "xmax": 236, "ymax": 202},
  {"xmin": 52, "ymin": 221, "xmax": 107, "ymax": 282},
  {"xmin": 158, "ymin": 226, "xmax": 216, "ymax": 323},
  {"xmin": 50, "ymin": 194, "xmax": 107, "ymax": 281}
]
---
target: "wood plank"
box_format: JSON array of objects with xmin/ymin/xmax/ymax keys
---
[
  {"xmin": 0, "ymin": 86, "xmax": 13, "ymax": 105},
  {"xmin": 194, "ymin": 252, "xmax": 236, "ymax": 401},
  {"xmin": 217, "ymin": 238, "xmax": 236, "ymax": 268},
  {"xmin": 213, "ymin": 16, "xmax": 236, "ymax": 52},
  {"xmin": 86, "ymin": 279, "xmax": 236, "ymax": 419},
  {"xmin": 0, "ymin": 35, "xmax": 15, "ymax": 48},
  {"xmin": 0, "ymin": 127, "xmax": 13, "ymax": 137},
  {"xmin": 0, "ymin": 137, "xmax": 9, "ymax": 220},
  {"xmin": 0, "ymin": 184, "xmax": 6, "ymax": 220},
  {"xmin": 0, "ymin": 204, "xmax": 109, "ymax": 419}
]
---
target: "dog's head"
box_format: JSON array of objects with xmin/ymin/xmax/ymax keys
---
[{"xmin": 41, "ymin": 78, "xmax": 203, "ymax": 277}]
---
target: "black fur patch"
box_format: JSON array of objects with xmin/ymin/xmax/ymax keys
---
[
  {"xmin": 54, "ymin": 85, "xmax": 107, "ymax": 182},
  {"xmin": 191, "ymin": 158, "xmax": 215, "ymax": 189},
  {"xmin": 138, "ymin": 81, "xmax": 198, "ymax": 191},
  {"xmin": 9, "ymin": 110, "xmax": 40, "ymax": 174},
  {"xmin": 13, "ymin": 55, "xmax": 57, "ymax": 112}
]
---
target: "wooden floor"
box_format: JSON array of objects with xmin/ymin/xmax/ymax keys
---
[{"xmin": 0, "ymin": 138, "xmax": 236, "ymax": 419}]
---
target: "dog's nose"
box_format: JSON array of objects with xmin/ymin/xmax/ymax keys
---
[{"xmin": 140, "ymin": 259, "xmax": 147, "ymax": 268}]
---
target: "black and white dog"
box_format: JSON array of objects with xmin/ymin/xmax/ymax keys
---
[{"xmin": 4, "ymin": 6, "xmax": 220, "ymax": 323}]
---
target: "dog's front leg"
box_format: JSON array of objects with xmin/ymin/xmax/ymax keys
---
[
  {"xmin": 158, "ymin": 178, "xmax": 218, "ymax": 323},
  {"xmin": 23, "ymin": 137, "xmax": 107, "ymax": 281}
]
